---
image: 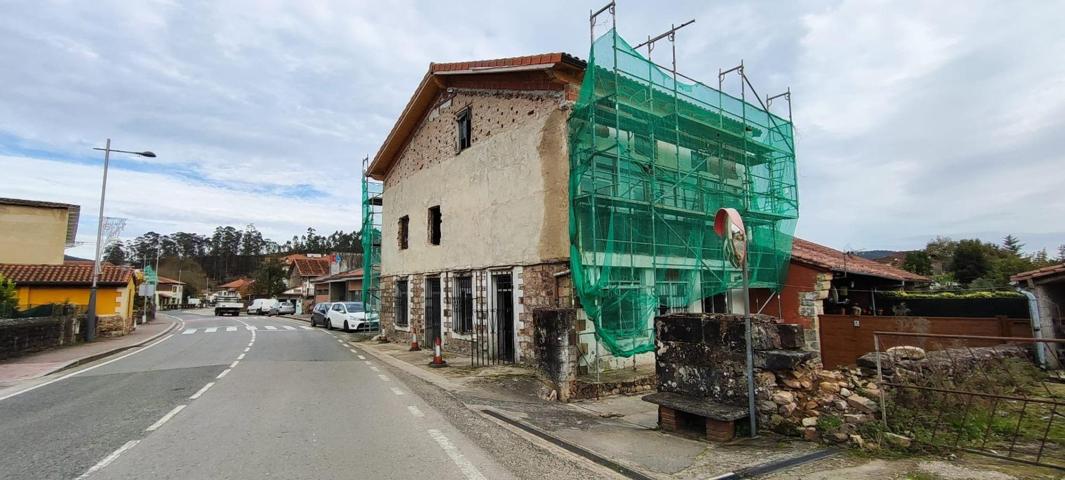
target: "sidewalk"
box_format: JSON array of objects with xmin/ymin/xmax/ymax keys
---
[
  {"xmin": 356, "ymin": 340, "xmax": 825, "ymax": 479},
  {"xmin": 0, "ymin": 316, "xmax": 179, "ymax": 388},
  {"xmin": 354, "ymin": 340, "xmax": 1042, "ymax": 479}
]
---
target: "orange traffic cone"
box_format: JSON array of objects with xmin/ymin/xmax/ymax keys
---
[
  {"xmin": 429, "ymin": 337, "xmax": 448, "ymax": 368},
  {"xmin": 409, "ymin": 331, "xmax": 421, "ymax": 351}
]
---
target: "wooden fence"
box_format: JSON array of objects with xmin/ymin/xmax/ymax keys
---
[{"xmin": 819, "ymin": 314, "xmax": 1032, "ymax": 369}]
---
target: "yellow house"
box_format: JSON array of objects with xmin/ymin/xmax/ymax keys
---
[
  {"xmin": 0, "ymin": 197, "xmax": 80, "ymax": 265},
  {"xmin": 0, "ymin": 262, "xmax": 138, "ymax": 319}
]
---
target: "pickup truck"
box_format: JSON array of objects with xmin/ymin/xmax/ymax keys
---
[{"xmin": 214, "ymin": 295, "xmax": 243, "ymax": 316}]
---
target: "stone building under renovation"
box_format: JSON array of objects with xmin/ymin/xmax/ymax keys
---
[{"xmin": 363, "ymin": 26, "xmax": 799, "ymax": 375}]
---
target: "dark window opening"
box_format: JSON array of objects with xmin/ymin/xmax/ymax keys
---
[
  {"xmin": 398, "ymin": 215, "xmax": 409, "ymax": 250},
  {"xmin": 457, "ymin": 108, "xmax": 472, "ymax": 151},
  {"xmin": 454, "ymin": 276, "xmax": 473, "ymax": 333},
  {"xmin": 428, "ymin": 206, "xmax": 442, "ymax": 245},
  {"xmin": 395, "ymin": 279, "xmax": 409, "ymax": 327}
]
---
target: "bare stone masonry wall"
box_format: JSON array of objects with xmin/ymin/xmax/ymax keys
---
[
  {"xmin": 654, "ymin": 312, "xmax": 884, "ymax": 446},
  {"xmin": 0, "ymin": 314, "xmax": 80, "ymax": 360}
]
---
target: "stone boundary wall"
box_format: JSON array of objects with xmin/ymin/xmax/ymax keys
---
[{"xmin": 0, "ymin": 315, "xmax": 80, "ymax": 360}]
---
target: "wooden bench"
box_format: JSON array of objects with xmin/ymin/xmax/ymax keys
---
[{"xmin": 643, "ymin": 392, "xmax": 748, "ymax": 442}]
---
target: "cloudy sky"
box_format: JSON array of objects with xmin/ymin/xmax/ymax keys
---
[{"xmin": 2, "ymin": 0, "xmax": 1063, "ymax": 259}]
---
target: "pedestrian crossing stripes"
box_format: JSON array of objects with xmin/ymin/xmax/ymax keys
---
[{"xmin": 180, "ymin": 325, "xmax": 314, "ymax": 335}]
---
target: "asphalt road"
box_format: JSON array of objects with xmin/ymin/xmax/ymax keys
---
[{"xmin": 0, "ymin": 311, "xmax": 530, "ymax": 480}]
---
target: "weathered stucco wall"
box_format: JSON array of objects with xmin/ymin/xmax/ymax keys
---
[
  {"xmin": 0, "ymin": 204, "xmax": 68, "ymax": 265},
  {"xmin": 381, "ymin": 89, "xmax": 570, "ymax": 276}
]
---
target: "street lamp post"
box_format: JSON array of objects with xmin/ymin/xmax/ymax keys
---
[{"xmin": 86, "ymin": 139, "xmax": 156, "ymax": 341}]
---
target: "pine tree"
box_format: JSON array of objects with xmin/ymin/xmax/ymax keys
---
[{"xmin": 1002, "ymin": 234, "xmax": 1023, "ymax": 255}]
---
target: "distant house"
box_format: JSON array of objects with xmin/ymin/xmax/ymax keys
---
[
  {"xmin": 285, "ymin": 256, "xmax": 330, "ymax": 303},
  {"xmin": 155, "ymin": 276, "xmax": 186, "ymax": 306},
  {"xmin": 750, "ymin": 238, "xmax": 929, "ymax": 351},
  {"xmin": 0, "ymin": 197, "xmax": 80, "ymax": 265},
  {"xmin": 218, "ymin": 277, "xmax": 255, "ymax": 297},
  {"xmin": 1012, "ymin": 263, "xmax": 1065, "ymax": 366},
  {"xmin": 311, "ymin": 269, "xmax": 363, "ymax": 303},
  {"xmin": 0, "ymin": 262, "xmax": 138, "ymax": 320}
]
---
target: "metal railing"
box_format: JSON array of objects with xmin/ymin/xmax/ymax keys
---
[{"xmin": 874, "ymin": 331, "xmax": 1065, "ymax": 470}]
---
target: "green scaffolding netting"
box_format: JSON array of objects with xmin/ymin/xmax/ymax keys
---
[
  {"xmin": 567, "ymin": 29, "xmax": 799, "ymax": 358},
  {"xmin": 361, "ymin": 164, "xmax": 383, "ymax": 314}
]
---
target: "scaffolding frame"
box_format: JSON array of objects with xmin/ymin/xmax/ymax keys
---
[
  {"xmin": 361, "ymin": 156, "xmax": 383, "ymax": 321},
  {"xmin": 569, "ymin": 4, "xmax": 799, "ymax": 362}
]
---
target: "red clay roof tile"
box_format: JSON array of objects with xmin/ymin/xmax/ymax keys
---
[{"xmin": 0, "ymin": 261, "xmax": 133, "ymax": 286}]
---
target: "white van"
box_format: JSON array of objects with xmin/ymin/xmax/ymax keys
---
[{"xmin": 247, "ymin": 298, "xmax": 280, "ymax": 315}]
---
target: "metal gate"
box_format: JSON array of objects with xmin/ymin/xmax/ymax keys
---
[
  {"xmin": 875, "ymin": 332, "xmax": 1065, "ymax": 470},
  {"xmin": 471, "ymin": 273, "xmax": 515, "ymax": 366},
  {"xmin": 424, "ymin": 277, "xmax": 441, "ymax": 347}
]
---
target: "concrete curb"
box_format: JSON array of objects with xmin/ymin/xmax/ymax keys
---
[
  {"xmin": 50, "ymin": 314, "xmax": 182, "ymax": 375},
  {"xmin": 279, "ymin": 315, "xmax": 311, "ymax": 323},
  {"xmin": 354, "ymin": 342, "xmax": 463, "ymax": 392}
]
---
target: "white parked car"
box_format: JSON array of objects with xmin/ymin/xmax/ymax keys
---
[
  {"xmin": 277, "ymin": 301, "xmax": 296, "ymax": 315},
  {"xmin": 326, "ymin": 302, "xmax": 379, "ymax": 332},
  {"xmin": 247, "ymin": 298, "xmax": 279, "ymax": 315}
]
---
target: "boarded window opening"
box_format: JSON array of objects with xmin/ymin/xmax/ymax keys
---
[
  {"xmin": 398, "ymin": 216, "xmax": 409, "ymax": 250},
  {"xmin": 454, "ymin": 276, "xmax": 473, "ymax": 333},
  {"xmin": 457, "ymin": 108, "xmax": 472, "ymax": 151},
  {"xmin": 428, "ymin": 206, "xmax": 441, "ymax": 245},
  {"xmin": 395, "ymin": 279, "xmax": 409, "ymax": 327}
]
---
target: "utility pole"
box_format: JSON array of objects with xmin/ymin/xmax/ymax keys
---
[{"xmin": 88, "ymin": 140, "xmax": 155, "ymax": 340}]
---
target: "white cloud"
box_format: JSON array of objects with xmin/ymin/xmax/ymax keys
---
[{"xmin": 0, "ymin": 0, "xmax": 1062, "ymax": 255}]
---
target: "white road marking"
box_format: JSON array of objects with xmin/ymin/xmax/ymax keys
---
[
  {"xmin": 76, "ymin": 440, "xmax": 140, "ymax": 479},
  {"xmin": 182, "ymin": 329, "xmax": 196, "ymax": 334},
  {"xmin": 265, "ymin": 326, "xmax": 277, "ymax": 330},
  {"xmin": 226, "ymin": 326, "xmax": 237, "ymax": 332},
  {"xmin": 217, "ymin": 369, "xmax": 231, "ymax": 379},
  {"xmin": 390, "ymin": 387, "xmax": 405, "ymax": 396},
  {"xmin": 205, "ymin": 327, "xmax": 218, "ymax": 333},
  {"xmin": 428, "ymin": 429, "xmax": 487, "ymax": 480},
  {"xmin": 146, "ymin": 404, "xmax": 186, "ymax": 431},
  {"xmin": 237, "ymin": 353, "xmax": 245, "ymax": 360},
  {"xmin": 300, "ymin": 326, "xmax": 312, "ymax": 330},
  {"xmin": 363, "ymin": 361, "xmax": 372, "ymax": 365},
  {"xmin": 370, "ymin": 366, "xmax": 380, "ymax": 372},
  {"xmin": 189, "ymin": 382, "xmax": 215, "ymax": 400},
  {"xmin": 336, "ymin": 339, "xmax": 344, "ymax": 343},
  {"xmin": 229, "ymin": 361, "xmax": 239, "ymax": 368},
  {"xmin": 349, "ymin": 348, "xmax": 357, "ymax": 353},
  {"xmin": 407, "ymin": 405, "xmax": 424, "ymax": 418},
  {"xmin": 0, "ymin": 326, "xmax": 179, "ymax": 403},
  {"xmin": 357, "ymin": 355, "xmax": 366, "ymax": 360},
  {"xmin": 283, "ymin": 326, "xmax": 296, "ymax": 330},
  {"xmin": 243, "ymin": 347, "xmax": 250, "ymax": 353},
  {"xmin": 378, "ymin": 374, "xmax": 390, "ymax": 382},
  {"xmin": 246, "ymin": 326, "xmax": 258, "ymax": 330}
]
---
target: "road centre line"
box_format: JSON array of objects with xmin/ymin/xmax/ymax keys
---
[
  {"xmin": 428, "ymin": 429, "xmax": 487, "ymax": 480},
  {"xmin": 244, "ymin": 347, "xmax": 250, "ymax": 352},
  {"xmin": 378, "ymin": 374, "xmax": 391, "ymax": 382},
  {"xmin": 390, "ymin": 387, "xmax": 406, "ymax": 396},
  {"xmin": 75, "ymin": 440, "xmax": 140, "ymax": 480},
  {"xmin": 189, "ymin": 382, "xmax": 215, "ymax": 400},
  {"xmin": 408, "ymin": 405, "xmax": 424, "ymax": 417},
  {"xmin": 217, "ymin": 369, "xmax": 231, "ymax": 379},
  {"xmin": 0, "ymin": 319, "xmax": 183, "ymax": 403},
  {"xmin": 237, "ymin": 353, "xmax": 245, "ymax": 360},
  {"xmin": 363, "ymin": 361, "xmax": 372, "ymax": 365},
  {"xmin": 229, "ymin": 361, "xmax": 239, "ymax": 368},
  {"xmin": 358, "ymin": 355, "xmax": 366, "ymax": 360},
  {"xmin": 146, "ymin": 404, "xmax": 186, "ymax": 432},
  {"xmin": 370, "ymin": 366, "xmax": 380, "ymax": 372}
]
